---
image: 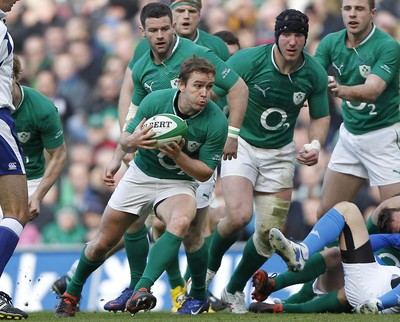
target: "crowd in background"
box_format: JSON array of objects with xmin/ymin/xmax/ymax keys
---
[{"xmin": 9, "ymin": 0, "xmax": 399, "ymax": 245}]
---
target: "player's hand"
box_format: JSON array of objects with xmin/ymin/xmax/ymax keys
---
[
  {"xmin": 103, "ymin": 159, "xmax": 122, "ymax": 186},
  {"xmin": 328, "ymin": 76, "xmax": 340, "ymax": 97},
  {"xmin": 28, "ymin": 197, "xmax": 40, "ymax": 221},
  {"xmin": 121, "ymin": 118, "xmax": 158, "ymax": 152},
  {"xmin": 223, "ymin": 137, "xmax": 238, "ymax": 160},
  {"xmin": 296, "ymin": 147, "xmax": 319, "ymax": 166},
  {"xmin": 158, "ymin": 139, "xmax": 185, "ymax": 160}
]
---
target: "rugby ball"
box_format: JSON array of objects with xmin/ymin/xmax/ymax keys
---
[{"xmin": 142, "ymin": 113, "xmax": 188, "ymax": 147}]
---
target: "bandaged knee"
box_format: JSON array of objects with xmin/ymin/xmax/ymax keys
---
[{"xmin": 253, "ymin": 195, "xmax": 290, "ymax": 257}]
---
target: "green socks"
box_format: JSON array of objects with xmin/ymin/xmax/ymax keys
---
[
  {"xmin": 124, "ymin": 226, "xmax": 149, "ymax": 290},
  {"xmin": 227, "ymin": 236, "xmax": 267, "ymax": 294},
  {"xmin": 208, "ymin": 226, "xmax": 239, "ymax": 272},
  {"xmin": 66, "ymin": 247, "xmax": 105, "ymax": 297},
  {"xmin": 186, "ymin": 242, "xmax": 208, "ymax": 300},
  {"xmin": 134, "ymin": 231, "xmax": 183, "ymax": 291}
]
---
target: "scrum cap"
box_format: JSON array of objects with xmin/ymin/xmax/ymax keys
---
[
  {"xmin": 275, "ymin": 9, "xmax": 309, "ymax": 44},
  {"xmin": 170, "ymin": 0, "xmax": 202, "ymax": 11}
]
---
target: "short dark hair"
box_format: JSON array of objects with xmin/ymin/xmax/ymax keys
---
[
  {"xmin": 213, "ymin": 30, "xmax": 240, "ymax": 48},
  {"xmin": 179, "ymin": 55, "xmax": 215, "ymax": 84},
  {"xmin": 342, "ymin": 0, "xmax": 375, "ymax": 10},
  {"xmin": 140, "ymin": 2, "xmax": 173, "ymax": 28},
  {"xmin": 377, "ymin": 207, "xmax": 399, "ymax": 233}
]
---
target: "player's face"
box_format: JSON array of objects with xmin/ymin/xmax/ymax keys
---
[
  {"xmin": 0, "ymin": 0, "xmax": 20, "ymax": 12},
  {"xmin": 341, "ymin": 0, "xmax": 375, "ymax": 39},
  {"xmin": 172, "ymin": 5, "xmax": 200, "ymax": 39},
  {"xmin": 142, "ymin": 16, "xmax": 175, "ymax": 57},
  {"xmin": 277, "ymin": 32, "xmax": 306, "ymax": 62},
  {"xmin": 178, "ymin": 71, "xmax": 215, "ymax": 114}
]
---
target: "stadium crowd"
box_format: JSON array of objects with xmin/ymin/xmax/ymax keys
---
[
  {"xmin": 0, "ymin": 0, "xmax": 398, "ymax": 319},
  {"xmin": 10, "ymin": 0, "xmax": 398, "ymax": 246}
]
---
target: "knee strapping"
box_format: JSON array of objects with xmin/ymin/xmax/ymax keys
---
[{"xmin": 253, "ymin": 195, "xmax": 290, "ymax": 257}]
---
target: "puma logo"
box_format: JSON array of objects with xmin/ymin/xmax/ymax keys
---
[
  {"xmin": 144, "ymin": 82, "xmax": 155, "ymax": 92},
  {"xmin": 332, "ymin": 63, "xmax": 344, "ymax": 76},
  {"xmin": 254, "ymin": 84, "xmax": 270, "ymax": 97}
]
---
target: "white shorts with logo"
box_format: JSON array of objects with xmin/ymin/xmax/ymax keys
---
[
  {"xmin": 108, "ymin": 161, "xmax": 198, "ymax": 216},
  {"xmin": 220, "ymin": 137, "xmax": 295, "ymax": 193},
  {"xmin": 196, "ymin": 170, "xmax": 217, "ymax": 209},
  {"xmin": 343, "ymin": 261, "xmax": 400, "ymax": 308},
  {"xmin": 329, "ymin": 123, "xmax": 400, "ymax": 186}
]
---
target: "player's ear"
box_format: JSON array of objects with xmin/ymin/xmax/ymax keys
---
[{"xmin": 139, "ymin": 25, "xmax": 145, "ymax": 37}]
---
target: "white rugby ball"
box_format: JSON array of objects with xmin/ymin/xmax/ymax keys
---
[{"xmin": 142, "ymin": 113, "xmax": 188, "ymax": 147}]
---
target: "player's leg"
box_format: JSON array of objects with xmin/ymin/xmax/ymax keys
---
[
  {"xmin": 177, "ymin": 205, "xmax": 210, "ymax": 314},
  {"xmin": 103, "ymin": 218, "xmax": 149, "ymax": 312},
  {"xmin": 55, "ymin": 205, "xmax": 139, "ymax": 317},
  {"xmin": 270, "ymin": 202, "xmax": 365, "ymax": 271},
  {"xmin": 126, "ymin": 188, "xmax": 197, "ymax": 315},
  {"xmin": 226, "ymin": 193, "xmax": 290, "ymax": 313},
  {"xmin": 0, "ymin": 112, "xmax": 30, "ymax": 320},
  {"xmin": 317, "ymin": 169, "xmax": 365, "ymax": 219}
]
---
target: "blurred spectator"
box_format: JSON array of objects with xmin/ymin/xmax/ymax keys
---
[
  {"xmin": 58, "ymin": 162, "xmax": 91, "ymax": 212},
  {"xmin": 374, "ymin": 9, "xmax": 399, "ymax": 39},
  {"xmin": 35, "ymin": 69, "xmax": 74, "ymax": 129},
  {"xmin": 42, "ymin": 206, "xmax": 87, "ymax": 244},
  {"xmin": 22, "ymin": 35, "xmax": 53, "ymax": 85},
  {"xmin": 18, "ymin": 223, "xmax": 42, "ymax": 246},
  {"xmin": 44, "ymin": 23, "xmax": 68, "ymax": 58},
  {"xmin": 68, "ymin": 40, "xmax": 105, "ymax": 89},
  {"xmin": 89, "ymin": 73, "xmax": 120, "ymax": 114},
  {"xmin": 81, "ymin": 200, "xmax": 104, "ymax": 242}
]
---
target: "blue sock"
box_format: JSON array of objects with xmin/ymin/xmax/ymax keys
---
[
  {"xmin": 379, "ymin": 283, "xmax": 400, "ymax": 309},
  {"xmin": 302, "ymin": 208, "xmax": 345, "ymax": 256},
  {"xmin": 0, "ymin": 218, "xmax": 23, "ymax": 276}
]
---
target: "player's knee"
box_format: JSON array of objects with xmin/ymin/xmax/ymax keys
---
[{"xmin": 334, "ymin": 201, "xmax": 360, "ymax": 223}]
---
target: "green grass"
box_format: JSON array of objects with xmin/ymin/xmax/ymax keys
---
[{"xmin": 26, "ymin": 311, "xmax": 399, "ymax": 321}]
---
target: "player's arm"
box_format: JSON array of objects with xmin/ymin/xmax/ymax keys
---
[
  {"xmin": 297, "ymin": 67, "xmax": 330, "ymax": 167},
  {"xmin": 160, "ymin": 141, "xmax": 214, "ymax": 182},
  {"xmin": 118, "ymin": 65, "xmax": 134, "ymax": 131},
  {"xmin": 328, "ymin": 74, "xmax": 387, "ymax": 103},
  {"xmin": 224, "ymin": 77, "xmax": 248, "ymax": 159},
  {"xmin": 29, "ymin": 143, "xmax": 67, "ymax": 218}
]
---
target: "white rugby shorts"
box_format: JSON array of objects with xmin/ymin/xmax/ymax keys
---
[
  {"xmin": 329, "ymin": 123, "xmax": 400, "ymax": 186},
  {"xmin": 220, "ymin": 137, "xmax": 295, "ymax": 192},
  {"xmin": 108, "ymin": 161, "xmax": 197, "ymax": 216}
]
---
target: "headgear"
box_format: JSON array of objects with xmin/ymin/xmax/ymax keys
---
[
  {"xmin": 274, "ymin": 9, "xmax": 309, "ymax": 44},
  {"xmin": 170, "ymin": 0, "xmax": 202, "ymax": 11}
]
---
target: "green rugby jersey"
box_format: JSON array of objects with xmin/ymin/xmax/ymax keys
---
[
  {"xmin": 128, "ymin": 29, "xmax": 229, "ymax": 70},
  {"xmin": 131, "ymin": 37, "xmax": 239, "ymax": 106},
  {"xmin": 315, "ymin": 25, "xmax": 400, "ymax": 135},
  {"xmin": 126, "ymin": 88, "xmax": 228, "ymax": 180},
  {"xmin": 12, "ymin": 85, "xmax": 64, "ymax": 180},
  {"xmin": 226, "ymin": 44, "xmax": 329, "ymax": 149}
]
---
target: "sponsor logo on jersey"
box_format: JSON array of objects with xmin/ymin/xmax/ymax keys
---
[
  {"xmin": 380, "ymin": 64, "xmax": 391, "ymax": 74},
  {"xmin": 8, "ymin": 162, "xmax": 17, "ymax": 171},
  {"xmin": 17, "ymin": 132, "xmax": 30, "ymax": 143},
  {"xmin": 144, "ymin": 82, "xmax": 155, "ymax": 92},
  {"xmin": 293, "ymin": 92, "xmax": 306, "ymax": 105},
  {"xmin": 254, "ymin": 84, "xmax": 270, "ymax": 98},
  {"xmin": 221, "ymin": 68, "xmax": 231, "ymax": 79},
  {"xmin": 332, "ymin": 62, "xmax": 344, "ymax": 76},
  {"xmin": 359, "ymin": 65, "xmax": 371, "ymax": 78},
  {"xmin": 187, "ymin": 141, "xmax": 201, "ymax": 152}
]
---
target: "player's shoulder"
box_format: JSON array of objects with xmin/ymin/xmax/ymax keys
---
[
  {"xmin": 319, "ymin": 29, "xmax": 346, "ymax": 46},
  {"xmin": 143, "ymin": 88, "xmax": 176, "ymax": 104},
  {"xmin": 373, "ymin": 27, "xmax": 400, "ymax": 48}
]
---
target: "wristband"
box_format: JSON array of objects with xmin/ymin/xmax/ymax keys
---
[
  {"xmin": 303, "ymin": 139, "xmax": 321, "ymax": 153},
  {"xmin": 228, "ymin": 126, "xmax": 240, "ymax": 139}
]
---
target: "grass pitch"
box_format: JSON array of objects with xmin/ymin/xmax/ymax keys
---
[{"xmin": 27, "ymin": 311, "xmax": 399, "ymax": 321}]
